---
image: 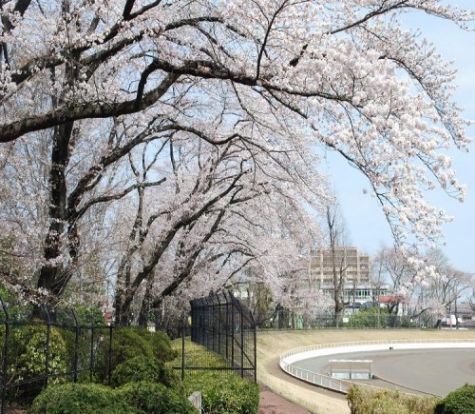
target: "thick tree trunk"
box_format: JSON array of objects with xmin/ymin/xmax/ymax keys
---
[
  {"xmin": 36, "ymin": 46, "xmax": 79, "ymax": 303},
  {"xmin": 114, "ymin": 286, "xmax": 135, "ymax": 326},
  {"xmin": 138, "ymin": 277, "xmax": 154, "ymax": 327},
  {"xmin": 37, "ymin": 121, "xmax": 75, "ymax": 298}
]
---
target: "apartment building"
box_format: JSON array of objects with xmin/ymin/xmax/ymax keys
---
[
  {"xmin": 309, "ymin": 246, "xmax": 370, "ymax": 284},
  {"xmin": 308, "ymin": 247, "xmax": 387, "ymax": 305}
]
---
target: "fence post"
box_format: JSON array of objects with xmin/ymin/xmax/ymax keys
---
[
  {"xmin": 239, "ymin": 301, "xmax": 244, "ymax": 378},
  {"xmin": 209, "ymin": 295, "xmax": 214, "ymax": 353},
  {"xmin": 225, "ymin": 292, "xmax": 229, "ymax": 361},
  {"xmin": 70, "ymin": 309, "xmax": 79, "ymax": 383},
  {"xmin": 181, "ymin": 319, "xmax": 185, "ymax": 382},
  {"xmin": 89, "ymin": 318, "xmax": 95, "ymax": 382},
  {"xmin": 252, "ymin": 310, "xmax": 257, "ymax": 383},
  {"xmin": 43, "ymin": 305, "xmax": 52, "ymax": 388},
  {"xmin": 211, "ymin": 295, "xmax": 216, "ymax": 353},
  {"xmin": 0, "ymin": 295, "xmax": 9, "ymax": 414},
  {"xmin": 217, "ymin": 295, "xmax": 222, "ymax": 356},
  {"xmin": 190, "ymin": 302, "xmax": 195, "ymax": 342},
  {"xmin": 204, "ymin": 298, "xmax": 208, "ymax": 349},
  {"xmin": 231, "ymin": 293, "xmax": 235, "ymax": 369},
  {"xmin": 108, "ymin": 323, "xmax": 113, "ymax": 386}
]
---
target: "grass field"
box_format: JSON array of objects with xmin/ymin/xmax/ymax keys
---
[{"xmin": 256, "ymin": 329, "xmax": 475, "ymax": 414}]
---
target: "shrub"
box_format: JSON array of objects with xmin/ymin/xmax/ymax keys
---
[
  {"xmin": 347, "ymin": 308, "xmax": 389, "ymax": 328},
  {"xmin": 185, "ymin": 371, "xmax": 259, "ymax": 414},
  {"xmin": 110, "ymin": 327, "xmax": 154, "ymax": 364},
  {"xmin": 11, "ymin": 325, "xmax": 67, "ymax": 380},
  {"xmin": 132, "ymin": 328, "xmax": 178, "ymax": 362},
  {"xmin": 111, "ymin": 356, "xmax": 179, "ymax": 388},
  {"xmin": 95, "ymin": 327, "xmax": 154, "ymax": 381},
  {"xmin": 0, "ymin": 283, "xmax": 31, "ymax": 320},
  {"xmin": 60, "ymin": 328, "xmax": 96, "ymax": 383},
  {"xmin": 434, "ymin": 384, "xmax": 475, "ymax": 414},
  {"xmin": 168, "ymin": 339, "xmax": 259, "ymax": 414},
  {"xmin": 73, "ymin": 305, "xmax": 106, "ymax": 326},
  {"xmin": 0, "ymin": 324, "xmax": 69, "ymax": 403},
  {"xmin": 347, "ymin": 386, "xmax": 437, "ymax": 414},
  {"xmin": 28, "ymin": 383, "xmax": 138, "ymax": 414},
  {"xmin": 118, "ymin": 381, "xmax": 196, "ymax": 414}
]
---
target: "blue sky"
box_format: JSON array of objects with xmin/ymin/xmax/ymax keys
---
[{"xmin": 323, "ymin": 1, "xmax": 475, "ymax": 273}]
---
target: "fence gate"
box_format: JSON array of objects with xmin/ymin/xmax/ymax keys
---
[{"xmin": 176, "ymin": 291, "xmax": 257, "ymax": 382}]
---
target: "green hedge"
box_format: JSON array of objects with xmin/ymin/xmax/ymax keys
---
[
  {"xmin": 60, "ymin": 328, "xmax": 98, "ymax": 383},
  {"xmin": 168, "ymin": 339, "xmax": 259, "ymax": 414},
  {"xmin": 0, "ymin": 324, "xmax": 68, "ymax": 402},
  {"xmin": 347, "ymin": 386, "xmax": 437, "ymax": 414},
  {"xmin": 95, "ymin": 327, "xmax": 177, "ymax": 381},
  {"xmin": 132, "ymin": 328, "xmax": 178, "ymax": 362},
  {"xmin": 111, "ymin": 356, "xmax": 179, "ymax": 388},
  {"xmin": 29, "ymin": 381, "xmax": 195, "ymax": 414},
  {"xmin": 8, "ymin": 323, "xmax": 257, "ymax": 414},
  {"xmin": 118, "ymin": 381, "xmax": 195, "ymax": 414},
  {"xmin": 434, "ymin": 384, "xmax": 475, "ymax": 414},
  {"xmin": 10, "ymin": 325, "xmax": 68, "ymax": 383},
  {"xmin": 95, "ymin": 327, "xmax": 154, "ymax": 382},
  {"xmin": 185, "ymin": 371, "xmax": 259, "ymax": 414},
  {"xmin": 28, "ymin": 383, "xmax": 138, "ymax": 414},
  {"xmin": 346, "ymin": 308, "xmax": 389, "ymax": 328}
]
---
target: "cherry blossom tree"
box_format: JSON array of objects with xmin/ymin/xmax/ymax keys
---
[
  {"xmin": 110, "ymin": 131, "xmax": 328, "ymax": 324},
  {"xmin": 374, "ymin": 246, "xmax": 474, "ymax": 326},
  {"xmin": 372, "ymin": 247, "xmax": 417, "ymax": 314},
  {"xmin": 0, "ymin": 0, "xmax": 473, "ymax": 311}
]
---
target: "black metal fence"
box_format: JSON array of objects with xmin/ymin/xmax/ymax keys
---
[
  {"xmin": 0, "ymin": 291, "xmax": 257, "ymax": 412},
  {"xmin": 0, "ymin": 297, "xmax": 115, "ymax": 414},
  {"xmin": 175, "ymin": 291, "xmax": 256, "ymax": 382},
  {"xmin": 260, "ymin": 309, "xmax": 441, "ymax": 330}
]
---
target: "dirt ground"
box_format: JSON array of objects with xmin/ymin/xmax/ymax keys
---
[{"xmin": 256, "ymin": 329, "xmax": 475, "ymax": 414}]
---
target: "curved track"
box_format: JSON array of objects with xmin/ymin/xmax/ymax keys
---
[{"xmin": 292, "ymin": 348, "xmax": 475, "ymax": 396}]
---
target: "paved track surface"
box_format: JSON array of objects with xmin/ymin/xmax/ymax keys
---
[
  {"xmin": 293, "ymin": 348, "xmax": 475, "ymax": 397},
  {"xmin": 257, "ymin": 330, "xmax": 475, "ymax": 414}
]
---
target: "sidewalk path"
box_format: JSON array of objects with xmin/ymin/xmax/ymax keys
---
[{"xmin": 259, "ymin": 386, "xmax": 313, "ymax": 414}]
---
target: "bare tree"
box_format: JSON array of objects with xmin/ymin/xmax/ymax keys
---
[{"xmin": 325, "ymin": 203, "xmax": 348, "ymax": 326}]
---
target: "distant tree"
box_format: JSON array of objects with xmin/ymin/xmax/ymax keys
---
[
  {"xmin": 325, "ymin": 203, "xmax": 348, "ymax": 326},
  {"xmin": 372, "ymin": 247, "xmax": 417, "ymax": 315},
  {"xmin": 375, "ymin": 246, "xmax": 474, "ymax": 327},
  {"xmin": 424, "ymin": 249, "xmax": 473, "ymax": 328}
]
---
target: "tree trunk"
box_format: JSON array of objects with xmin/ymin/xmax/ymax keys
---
[
  {"xmin": 37, "ymin": 121, "xmax": 75, "ymax": 298},
  {"xmin": 36, "ymin": 48, "xmax": 79, "ymax": 304},
  {"xmin": 138, "ymin": 277, "xmax": 154, "ymax": 327}
]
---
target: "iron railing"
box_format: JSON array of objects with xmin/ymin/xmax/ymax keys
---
[
  {"xmin": 0, "ymin": 291, "xmax": 257, "ymax": 412},
  {"xmin": 175, "ymin": 291, "xmax": 256, "ymax": 382},
  {"xmin": 0, "ymin": 296, "xmax": 115, "ymax": 414},
  {"xmin": 260, "ymin": 311, "xmax": 442, "ymax": 330}
]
